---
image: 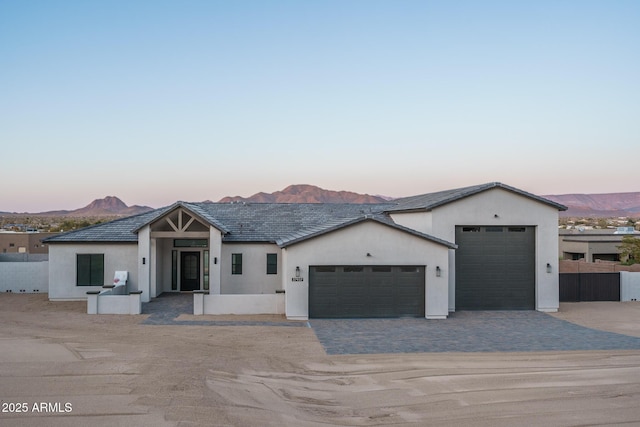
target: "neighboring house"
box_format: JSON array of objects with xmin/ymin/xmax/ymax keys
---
[
  {"xmin": 559, "ymin": 227, "xmax": 640, "ymax": 263},
  {"xmin": 0, "ymin": 232, "xmax": 58, "ymax": 254},
  {"xmin": 44, "ymin": 182, "xmax": 566, "ymax": 319}
]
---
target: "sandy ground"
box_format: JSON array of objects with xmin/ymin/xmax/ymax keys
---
[{"xmin": 1, "ymin": 295, "xmax": 640, "ymax": 426}]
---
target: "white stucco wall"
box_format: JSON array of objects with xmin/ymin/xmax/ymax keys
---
[
  {"xmin": 199, "ymin": 293, "xmax": 285, "ymax": 315},
  {"xmin": 621, "ymin": 272, "xmax": 640, "ymax": 301},
  {"xmin": 138, "ymin": 226, "xmax": 151, "ymax": 302},
  {"xmin": 393, "ymin": 188, "xmax": 560, "ymax": 312},
  {"xmin": 48, "ymin": 243, "xmax": 138, "ymax": 300},
  {"xmin": 282, "ymin": 220, "xmax": 451, "ymax": 320},
  {"xmin": 220, "ymin": 243, "xmax": 282, "ymax": 294},
  {"xmin": 0, "ymin": 261, "xmax": 49, "ymax": 293},
  {"xmin": 388, "ymin": 211, "xmax": 433, "ymax": 234},
  {"xmin": 209, "ymin": 227, "xmax": 223, "ymax": 294}
]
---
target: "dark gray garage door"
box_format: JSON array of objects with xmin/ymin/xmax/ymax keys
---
[
  {"xmin": 455, "ymin": 226, "xmax": 535, "ymax": 310},
  {"xmin": 309, "ymin": 266, "xmax": 425, "ymax": 318}
]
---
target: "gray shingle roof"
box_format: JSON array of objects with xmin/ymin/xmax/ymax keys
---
[
  {"xmin": 386, "ymin": 182, "xmax": 567, "ymax": 212},
  {"xmin": 44, "ymin": 203, "xmax": 398, "ymax": 244},
  {"xmin": 189, "ymin": 202, "xmax": 395, "ymax": 242},
  {"xmin": 43, "ymin": 208, "xmax": 170, "ymax": 243}
]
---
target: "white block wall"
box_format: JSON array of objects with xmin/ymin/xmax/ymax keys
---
[
  {"xmin": 0, "ymin": 261, "xmax": 49, "ymax": 293},
  {"xmin": 621, "ymin": 272, "xmax": 640, "ymax": 301}
]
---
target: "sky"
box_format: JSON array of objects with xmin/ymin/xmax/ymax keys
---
[{"xmin": 1, "ymin": 0, "xmax": 639, "ymax": 212}]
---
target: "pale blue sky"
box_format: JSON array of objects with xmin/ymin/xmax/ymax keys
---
[{"xmin": 1, "ymin": 0, "xmax": 639, "ymax": 212}]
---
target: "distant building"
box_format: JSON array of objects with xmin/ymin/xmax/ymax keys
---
[
  {"xmin": 559, "ymin": 227, "xmax": 640, "ymax": 262},
  {"xmin": 0, "ymin": 232, "xmax": 59, "ymax": 254}
]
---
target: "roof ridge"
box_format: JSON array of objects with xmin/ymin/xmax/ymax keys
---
[{"xmin": 388, "ymin": 182, "xmax": 566, "ymax": 212}]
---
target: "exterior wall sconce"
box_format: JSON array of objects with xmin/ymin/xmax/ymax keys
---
[
  {"xmin": 546, "ymin": 263, "xmax": 552, "ymax": 273},
  {"xmin": 366, "ymin": 253, "xmax": 372, "ymax": 257},
  {"xmin": 292, "ymin": 266, "xmax": 304, "ymax": 282},
  {"xmin": 142, "ymin": 257, "xmax": 146, "ymax": 265},
  {"xmin": 214, "ymin": 257, "xmax": 217, "ymax": 264},
  {"xmin": 436, "ymin": 266, "xmax": 441, "ymax": 277}
]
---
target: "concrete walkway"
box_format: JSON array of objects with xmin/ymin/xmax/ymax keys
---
[{"xmin": 310, "ymin": 310, "xmax": 640, "ymax": 354}]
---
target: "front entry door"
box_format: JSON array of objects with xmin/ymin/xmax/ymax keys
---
[{"xmin": 180, "ymin": 252, "xmax": 200, "ymax": 291}]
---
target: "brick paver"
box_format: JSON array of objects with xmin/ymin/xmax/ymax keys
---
[
  {"xmin": 142, "ymin": 294, "xmax": 640, "ymax": 354},
  {"xmin": 310, "ymin": 311, "xmax": 640, "ymax": 354}
]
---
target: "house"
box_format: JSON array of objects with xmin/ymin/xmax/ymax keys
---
[
  {"xmin": 559, "ymin": 227, "xmax": 640, "ymax": 263},
  {"xmin": 44, "ymin": 182, "xmax": 566, "ymax": 319},
  {"xmin": 0, "ymin": 231, "xmax": 58, "ymax": 254}
]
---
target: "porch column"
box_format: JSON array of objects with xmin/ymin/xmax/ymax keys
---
[
  {"xmin": 150, "ymin": 237, "xmax": 157, "ymax": 298},
  {"xmin": 138, "ymin": 225, "xmax": 151, "ymax": 302},
  {"xmin": 209, "ymin": 227, "xmax": 222, "ymax": 294}
]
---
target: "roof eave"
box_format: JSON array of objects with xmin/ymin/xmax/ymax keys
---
[{"xmin": 44, "ymin": 240, "xmax": 138, "ymax": 244}]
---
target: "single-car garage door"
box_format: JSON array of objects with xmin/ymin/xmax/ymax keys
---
[
  {"xmin": 309, "ymin": 266, "xmax": 425, "ymax": 318},
  {"xmin": 455, "ymin": 226, "xmax": 535, "ymax": 310}
]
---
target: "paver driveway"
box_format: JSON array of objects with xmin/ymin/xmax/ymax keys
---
[
  {"xmin": 141, "ymin": 294, "xmax": 640, "ymax": 354},
  {"xmin": 310, "ymin": 310, "xmax": 640, "ymax": 354}
]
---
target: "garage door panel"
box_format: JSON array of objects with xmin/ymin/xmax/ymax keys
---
[
  {"xmin": 456, "ymin": 226, "xmax": 535, "ymax": 310},
  {"xmin": 310, "ymin": 266, "xmax": 425, "ymax": 318}
]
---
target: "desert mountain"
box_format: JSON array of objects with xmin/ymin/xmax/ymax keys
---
[
  {"xmin": 219, "ymin": 184, "xmax": 388, "ymax": 204},
  {"xmin": 219, "ymin": 185, "xmax": 640, "ymax": 216},
  {"xmin": 36, "ymin": 196, "xmax": 153, "ymax": 217},
  {"xmin": 6, "ymin": 187, "xmax": 639, "ymax": 218},
  {"xmin": 543, "ymin": 192, "xmax": 640, "ymax": 218}
]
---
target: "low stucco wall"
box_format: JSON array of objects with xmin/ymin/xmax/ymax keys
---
[
  {"xmin": 0, "ymin": 260, "xmax": 49, "ymax": 293},
  {"xmin": 87, "ymin": 291, "xmax": 142, "ymax": 314},
  {"xmin": 621, "ymin": 272, "xmax": 640, "ymax": 301},
  {"xmin": 195, "ymin": 293, "xmax": 285, "ymax": 315},
  {"xmin": 561, "ymin": 260, "xmax": 640, "ymax": 273}
]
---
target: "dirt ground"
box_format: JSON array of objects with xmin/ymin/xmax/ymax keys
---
[{"xmin": 1, "ymin": 295, "xmax": 640, "ymax": 427}]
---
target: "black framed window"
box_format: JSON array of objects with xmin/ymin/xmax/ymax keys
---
[
  {"xmin": 485, "ymin": 226, "xmax": 504, "ymax": 232},
  {"xmin": 77, "ymin": 254, "xmax": 104, "ymax": 286},
  {"xmin": 232, "ymin": 253, "xmax": 242, "ymax": 275},
  {"xmin": 174, "ymin": 239, "xmax": 208, "ymax": 248},
  {"xmin": 266, "ymin": 253, "xmax": 277, "ymax": 275}
]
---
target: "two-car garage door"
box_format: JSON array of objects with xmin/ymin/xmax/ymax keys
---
[
  {"xmin": 309, "ymin": 266, "xmax": 425, "ymax": 318},
  {"xmin": 455, "ymin": 226, "xmax": 535, "ymax": 310}
]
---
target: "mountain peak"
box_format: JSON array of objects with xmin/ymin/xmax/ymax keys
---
[
  {"xmin": 84, "ymin": 196, "xmax": 128, "ymax": 212},
  {"xmin": 57, "ymin": 196, "xmax": 153, "ymax": 216},
  {"xmin": 219, "ymin": 184, "xmax": 388, "ymax": 204}
]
